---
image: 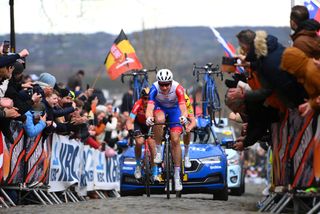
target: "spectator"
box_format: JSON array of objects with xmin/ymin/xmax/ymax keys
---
[
  {"xmin": 120, "ymin": 88, "xmax": 133, "ymax": 113},
  {"xmin": 281, "ymin": 47, "xmax": 320, "ymax": 115},
  {"xmin": 23, "ymin": 102, "xmax": 47, "ymax": 137},
  {"xmin": 232, "ymin": 29, "xmax": 306, "ymax": 150},
  {"xmin": 0, "ymin": 42, "xmax": 29, "ymax": 68},
  {"xmin": 5, "ymin": 61, "xmax": 41, "ymax": 117},
  {"xmin": 67, "ymin": 69, "xmax": 85, "ymax": 92},
  {"xmin": 290, "ymin": 5, "xmax": 320, "ymax": 58}
]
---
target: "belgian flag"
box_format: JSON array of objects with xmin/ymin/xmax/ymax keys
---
[{"xmin": 104, "ymin": 30, "xmax": 143, "ymax": 80}]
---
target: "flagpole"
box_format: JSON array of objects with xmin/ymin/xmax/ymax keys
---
[{"xmin": 91, "ymin": 65, "xmax": 103, "ymax": 88}]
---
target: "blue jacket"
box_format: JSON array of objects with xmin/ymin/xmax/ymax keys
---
[{"xmin": 23, "ymin": 111, "xmax": 46, "ymax": 137}]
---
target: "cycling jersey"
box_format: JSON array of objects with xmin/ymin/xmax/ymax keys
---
[
  {"xmin": 184, "ymin": 93, "xmax": 194, "ymax": 117},
  {"xmin": 149, "ymin": 80, "xmax": 185, "ymax": 108},
  {"xmin": 130, "ymin": 99, "xmax": 147, "ymax": 125},
  {"xmin": 148, "ymin": 80, "xmax": 186, "ymax": 130}
]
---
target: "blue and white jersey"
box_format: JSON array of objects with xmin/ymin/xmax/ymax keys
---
[{"xmin": 148, "ymin": 80, "xmax": 185, "ymax": 108}]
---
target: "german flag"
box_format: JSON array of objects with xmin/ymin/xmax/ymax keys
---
[{"xmin": 104, "ymin": 30, "xmax": 143, "ymax": 80}]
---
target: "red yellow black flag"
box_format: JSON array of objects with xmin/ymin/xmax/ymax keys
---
[{"xmin": 104, "ymin": 30, "xmax": 143, "ymax": 80}]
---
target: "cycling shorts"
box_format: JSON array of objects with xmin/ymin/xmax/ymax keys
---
[
  {"xmin": 134, "ymin": 121, "xmax": 149, "ymax": 136},
  {"xmin": 154, "ymin": 103, "xmax": 182, "ymax": 132}
]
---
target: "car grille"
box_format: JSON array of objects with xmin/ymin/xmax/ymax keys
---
[
  {"xmin": 184, "ymin": 173, "xmax": 223, "ymax": 184},
  {"xmin": 185, "ymin": 159, "xmax": 201, "ymax": 172}
]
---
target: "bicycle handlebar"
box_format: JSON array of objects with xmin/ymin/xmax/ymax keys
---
[
  {"xmin": 121, "ymin": 68, "xmax": 158, "ymax": 83},
  {"xmin": 192, "ymin": 63, "xmax": 223, "ymax": 81}
]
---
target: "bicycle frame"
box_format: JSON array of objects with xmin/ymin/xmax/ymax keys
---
[
  {"xmin": 193, "ymin": 63, "xmax": 223, "ymax": 142},
  {"xmin": 153, "ymin": 121, "xmax": 184, "ymax": 199},
  {"xmin": 121, "ymin": 68, "xmax": 157, "ymax": 104},
  {"xmin": 142, "ymin": 127, "xmax": 153, "ymax": 197}
]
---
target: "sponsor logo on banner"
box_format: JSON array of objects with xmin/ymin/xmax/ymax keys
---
[{"xmin": 49, "ymin": 134, "xmax": 80, "ymax": 192}]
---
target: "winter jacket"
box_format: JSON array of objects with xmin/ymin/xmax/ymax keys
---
[
  {"xmin": 291, "ymin": 19, "xmax": 320, "ymax": 58},
  {"xmin": 281, "ymin": 47, "xmax": 320, "ymax": 111},
  {"xmin": 246, "ymin": 31, "xmax": 307, "ymax": 109},
  {"xmin": 23, "ymin": 111, "xmax": 46, "ymax": 137}
]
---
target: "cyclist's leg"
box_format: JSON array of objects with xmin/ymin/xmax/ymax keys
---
[
  {"xmin": 148, "ymin": 137, "xmax": 159, "ymax": 179},
  {"xmin": 183, "ymin": 132, "xmax": 191, "ymax": 168},
  {"xmin": 167, "ymin": 107, "xmax": 183, "ymax": 191},
  {"xmin": 184, "ymin": 115, "xmax": 196, "ymax": 167},
  {"xmin": 133, "ymin": 122, "xmax": 144, "ymax": 179},
  {"xmin": 141, "ymin": 123, "xmax": 158, "ymax": 179},
  {"xmin": 153, "ymin": 108, "xmax": 165, "ymax": 163}
]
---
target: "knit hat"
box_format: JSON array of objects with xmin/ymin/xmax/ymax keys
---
[
  {"xmin": 12, "ymin": 61, "xmax": 24, "ymax": 76},
  {"xmin": 37, "ymin": 73, "xmax": 56, "ymax": 88},
  {"xmin": 59, "ymin": 88, "xmax": 71, "ymax": 98}
]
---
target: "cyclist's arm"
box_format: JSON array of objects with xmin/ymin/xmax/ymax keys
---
[
  {"xmin": 126, "ymin": 99, "xmax": 141, "ymax": 130},
  {"xmin": 146, "ymin": 85, "xmax": 157, "ymax": 118},
  {"xmin": 187, "ymin": 109, "xmax": 196, "ymax": 131},
  {"xmin": 176, "ymin": 85, "xmax": 187, "ymax": 118}
]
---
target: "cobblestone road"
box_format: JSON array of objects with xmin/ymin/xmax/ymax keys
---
[{"xmin": 2, "ymin": 183, "xmax": 265, "ymax": 214}]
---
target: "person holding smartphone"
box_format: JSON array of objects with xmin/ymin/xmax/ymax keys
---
[{"xmin": 0, "ymin": 41, "xmax": 29, "ymax": 68}]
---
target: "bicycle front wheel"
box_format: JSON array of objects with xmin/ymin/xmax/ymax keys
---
[
  {"xmin": 144, "ymin": 151, "xmax": 151, "ymax": 197},
  {"xmin": 164, "ymin": 142, "xmax": 171, "ymax": 199},
  {"xmin": 209, "ymin": 88, "xmax": 222, "ymax": 127}
]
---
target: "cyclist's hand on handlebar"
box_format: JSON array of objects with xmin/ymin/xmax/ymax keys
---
[
  {"xmin": 179, "ymin": 116, "xmax": 188, "ymax": 125},
  {"xmin": 146, "ymin": 116, "xmax": 154, "ymax": 126}
]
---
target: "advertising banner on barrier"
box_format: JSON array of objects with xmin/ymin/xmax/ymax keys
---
[
  {"xmin": 24, "ymin": 134, "xmax": 46, "ymax": 185},
  {"xmin": 2, "ymin": 121, "xmax": 26, "ymax": 185},
  {"xmin": 78, "ymin": 145, "xmax": 95, "ymax": 196},
  {"xmin": 49, "ymin": 134, "xmax": 80, "ymax": 192},
  {"xmin": 94, "ymin": 150, "xmax": 120, "ymax": 191}
]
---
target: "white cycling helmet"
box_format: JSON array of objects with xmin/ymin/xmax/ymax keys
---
[{"xmin": 156, "ymin": 69, "xmax": 173, "ymax": 82}]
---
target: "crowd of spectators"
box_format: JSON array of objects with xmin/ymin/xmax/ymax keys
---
[
  {"xmin": 224, "ymin": 5, "xmax": 319, "ymax": 195},
  {"xmin": 0, "ymin": 43, "xmax": 131, "ymax": 158}
]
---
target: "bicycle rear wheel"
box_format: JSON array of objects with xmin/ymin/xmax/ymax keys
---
[
  {"xmin": 144, "ymin": 150, "xmax": 151, "ymax": 197},
  {"xmin": 213, "ymin": 88, "xmax": 222, "ymax": 127},
  {"xmin": 209, "ymin": 88, "xmax": 222, "ymax": 127}
]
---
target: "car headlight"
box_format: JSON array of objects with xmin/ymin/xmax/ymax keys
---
[
  {"xmin": 199, "ymin": 156, "xmax": 221, "ymax": 164},
  {"xmin": 227, "ymin": 156, "xmax": 239, "ymax": 166},
  {"xmin": 123, "ymin": 157, "xmax": 136, "ymax": 165}
]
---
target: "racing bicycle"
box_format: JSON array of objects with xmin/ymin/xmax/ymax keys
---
[
  {"xmin": 135, "ymin": 127, "xmax": 154, "ymax": 197},
  {"xmin": 121, "ymin": 68, "xmax": 157, "ymax": 104},
  {"xmin": 153, "ymin": 120, "xmax": 185, "ymax": 199},
  {"xmin": 192, "ymin": 63, "xmax": 223, "ymax": 143}
]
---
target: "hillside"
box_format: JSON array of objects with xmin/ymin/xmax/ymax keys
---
[{"xmin": 0, "ymin": 26, "xmax": 291, "ymax": 93}]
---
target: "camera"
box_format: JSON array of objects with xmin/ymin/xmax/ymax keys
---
[
  {"xmin": 27, "ymin": 88, "xmax": 33, "ymax": 96},
  {"xmin": 221, "ymin": 56, "xmax": 237, "ymax": 73}
]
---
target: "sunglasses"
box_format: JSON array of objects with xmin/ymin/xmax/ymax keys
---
[{"xmin": 159, "ymin": 82, "xmax": 171, "ymax": 87}]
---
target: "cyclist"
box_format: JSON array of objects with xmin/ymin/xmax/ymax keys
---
[
  {"xmin": 183, "ymin": 93, "xmax": 197, "ymax": 168},
  {"xmin": 145, "ymin": 69, "xmax": 188, "ymax": 191},
  {"xmin": 126, "ymin": 88, "xmax": 158, "ymax": 180}
]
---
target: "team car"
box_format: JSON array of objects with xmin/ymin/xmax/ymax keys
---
[
  {"xmin": 120, "ymin": 134, "xmax": 228, "ymax": 200},
  {"xmin": 212, "ymin": 118, "xmax": 245, "ymax": 196}
]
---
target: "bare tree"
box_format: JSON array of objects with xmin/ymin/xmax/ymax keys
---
[{"xmin": 132, "ymin": 24, "xmax": 183, "ymax": 71}]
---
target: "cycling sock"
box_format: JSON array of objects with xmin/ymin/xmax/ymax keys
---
[
  {"xmin": 174, "ymin": 167, "xmax": 180, "ymax": 178},
  {"xmin": 152, "ymin": 166, "xmax": 158, "ymax": 176},
  {"xmin": 184, "ymin": 145, "xmax": 189, "ymax": 157},
  {"xmin": 136, "ymin": 158, "xmax": 141, "ymax": 166}
]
